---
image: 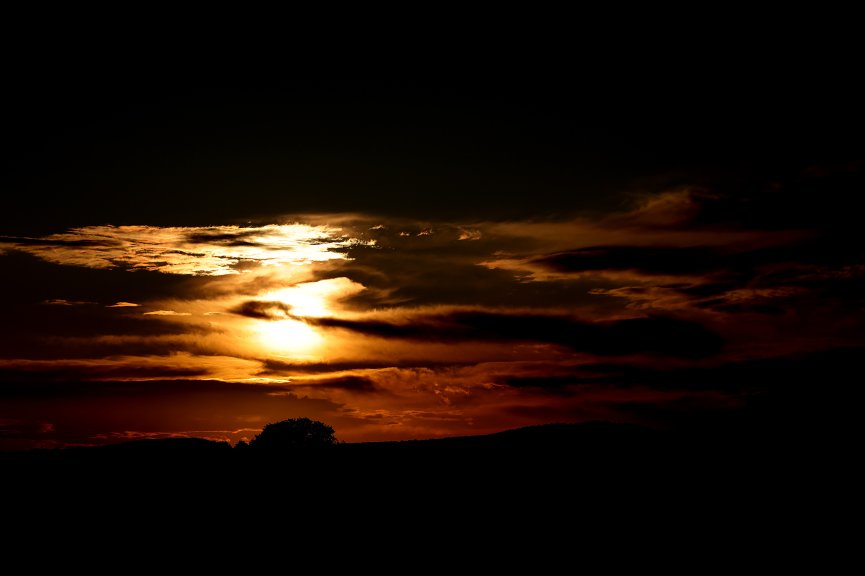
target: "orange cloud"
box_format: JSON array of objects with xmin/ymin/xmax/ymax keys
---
[
  {"xmin": 3, "ymin": 224, "xmax": 364, "ymax": 275},
  {"xmin": 143, "ymin": 310, "xmax": 192, "ymax": 316}
]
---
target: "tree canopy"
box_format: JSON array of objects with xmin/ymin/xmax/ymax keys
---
[{"xmin": 249, "ymin": 418, "xmax": 338, "ymax": 450}]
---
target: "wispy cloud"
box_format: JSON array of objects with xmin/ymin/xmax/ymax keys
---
[
  {"xmin": 0, "ymin": 224, "xmax": 364, "ymax": 275},
  {"xmin": 300, "ymin": 309, "xmax": 723, "ymax": 358},
  {"xmin": 142, "ymin": 310, "xmax": 192, "ymax": 316},
  {"xmin": 458, "ymin": 228, "xmax": 482, "ymax": 241},
  {"xmin": 0, "ymin": 353, "xmax": 261, "ymax": 382},
  {"xmin": 43, "ymin": 299, "xmax": 95, "ymax": 306}
]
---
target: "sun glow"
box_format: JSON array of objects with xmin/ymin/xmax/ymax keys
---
[
  {"xmin": 254, "ymin": 319, "xmax": 323, "ymax": 355},
  {"xmin": 261, "ymin": 277, "xmax": 364, "ymax": 317}
]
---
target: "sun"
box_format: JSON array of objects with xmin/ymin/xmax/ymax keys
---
[
  {"xmin": 260, "ymin": 277, "xmax": 364, "ymax": 317},
  {"xmin": 250, "ymin": 277, "xmax": 363, "ymax": 357},
  {"xmin": 254, "ymin": 319, "xmax": 323, "ymax": 355}
]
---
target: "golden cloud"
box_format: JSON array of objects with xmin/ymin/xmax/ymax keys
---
[{"xmin": 4, "ymin": 224, "xmax": 365, "ymax": 275}]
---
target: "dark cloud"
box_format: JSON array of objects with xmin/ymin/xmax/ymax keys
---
[
  {"xmin": 523, "ymin": 231, "xmax": 865, "ymax": 316},
  {"xmin": 0, "ymin": 291, "xmax": 219, "ymax": 360},
  {"xmin": 529, "ymin": 240, "xmax": 857, "ymax": 279},
  {"xmin": 230, "ymin": 300, "xmax": 291, "ymax": 320},
  {"xmin": 533, "ymin": 246, "xmax": 722, "ymax": 276},
  {"xmin": 307, "ymin": 311, "xmax": 723, "ymax": 358},
  {"xmin": 704, "ymin": 161, "xmax": 864, "ymax": 231},
  {"xmin": 183, "ymin": 229, "xmax": 264, "ymax": 244},
  {"xmin": 293, "ymin": 376, "xmax": 378, "ymax": 394},
  {"xmin": 498, "ymin": 376, "xmax": 584, "ymax": 390},
  {"xmin": 328, "ymin": 252, "xmax": 606, "ymax": 310},
  {"xmin": 259, "ymin": 358, "xmax": 471, "ymax": 376},
  {"xmin": 696, "ymin": 301, "xmax": 786, "ymax": 316},
  {"xmin": 677, "ymin": 282, "xmax": 741, "ymax": 298},
  {"xmin": 0, "ymin": 251, "xmax": 192, "ymax": 306},
  {"xmin": 613, "ymin": 165, "xmax": 865, "ymax": 235},
  {"xmin": 495, "ymin": 363, "xmax": 667, "ymax": 391},
  {"xmin": 0, "ymin": 365, "xmax": 209, "ymax": 384},
  {"xmin": 0, "ymin": 236, "xmax": 117, "ymax": 248},
  {"xmin": 0, "ymin": 378, "xmax": 274, "ymax": 400},
  {"xmin": 524, "ymin": 347, "xmax": 865, "ymax": 401}
]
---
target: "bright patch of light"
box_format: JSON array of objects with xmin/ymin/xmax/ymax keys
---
[
  {"xmin": 261, "ymin": 277, "xmax": 364, "ymax": 317},
  {"xmin": 255, "ymin": 319, "xmax": 322, "ymax": 354},
  {"xmin": 5, "ymin": 224, "xmax": 363, "ymax": 276}
]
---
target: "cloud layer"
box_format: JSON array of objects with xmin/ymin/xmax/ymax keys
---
[
  {"xmin": 1, "ymin": 165, "xmax": 862, "ymax": 448},
  {"xmin": 0, "ymin": 224, "xmax": 361, "ymax": 275}
]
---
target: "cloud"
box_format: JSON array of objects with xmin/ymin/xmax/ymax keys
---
[
  {"xmin": 143, "ymin": 310, "xmax": 192, "ymax": 316},
  {"xmin": 464, "ymin": 187, "xmax": 864, "ymax": 319},
  {"xmin": 0, "ymin": 224, "xmax": 363, "ymax": 276},
  {"xmin": 108, "ymin": 302, "xmax": 140, "ymax": 308},
  {"xmin": 230, "ymin": 300, "xmax": 292, "ymax": 320},
  {"xmin": 0, "ymin": 361, "xmax": 209, "ymax": 383},
  {"xmin": 531, "ymin": 246, "xmax": 722, "ymax": 276},
  {"xmin": 226, "ymin": 277, "xmax": 366, "ymax": 323},
  {"xmin": 0, "ymin": 353, "xmax": 262, "ymax": 382},
  {"xmin": 258, "ymin": 358, "xmax": 474, "ymax": 376},
  {"xmin": 257, "ymin": 277, "xmax": 365, "ymax": 317},
  {"xmin": 498, "ymin": 375, "xmax": 588, "ymax": 390},
  {"xmin": 289, "ymin": 375, "xmax": 378, "ymax": 394},
  {"xmin": 304, "ymin": 310, "xmax": 723, "ymax": 358},
  {"xmin": 458, "ymin": 228, "xmax": 482, "ymax": 241},
  {"xmin": 0, "ymin": 180, "xmax": 861, "ymax": 447}
]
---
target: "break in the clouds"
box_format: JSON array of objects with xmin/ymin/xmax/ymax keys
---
[{"xmin": 1, "ymin": 170, "xmax": 863, "ymax": 448}]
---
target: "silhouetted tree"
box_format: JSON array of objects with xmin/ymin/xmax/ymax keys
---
[
  {"xmin": 234, "ymin": 440, "xmax": 250, "ymax": 450},
  {"xmin": 250, "ymin": 418, "xmax": 337, "ymax": 450}
]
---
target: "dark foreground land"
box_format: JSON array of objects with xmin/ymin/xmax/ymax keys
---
[
  {"xmin": 2, "ymin": 421, "xmax": 769, "ymax": 494},
  {"xmin": 0, "ymin": 421, "xmax": 775, "ymax": 554}
]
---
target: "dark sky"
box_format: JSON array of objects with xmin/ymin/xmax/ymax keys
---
[
  {"xmin": 2, "ymin": 33, "xmax": 863, "ymax": 447},
  {"xmin": 9, "ymin": 36, "xmax": 861, "ymax": 232}
]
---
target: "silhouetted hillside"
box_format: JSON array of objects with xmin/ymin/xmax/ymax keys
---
[
  {"xmin": 98, "ymin": 437, "xmax": 232, "ymax": 454},
  {"xmin": 0, "ymin": 419, "xmax": 765, "ymax": 472},
  {"xmin": 0, "ymin": 419, "xmax": 771, "ymax": 533}
]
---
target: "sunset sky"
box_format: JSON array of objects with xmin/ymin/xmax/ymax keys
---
[{"xmin": 2, "ymin": 50, "xmax": 862, "ymax": 448}]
